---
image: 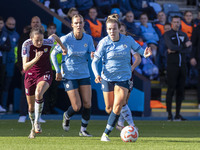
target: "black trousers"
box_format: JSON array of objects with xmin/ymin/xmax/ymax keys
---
[
  {"xmin": 166, "ymin": 64, "xmax": 186, "ymax": 116},
  {"xmin": 197, "ymin": 69, "xmax": 200, "ymax": 104}
]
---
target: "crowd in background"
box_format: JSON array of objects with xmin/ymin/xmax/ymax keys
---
[{"xmin": 1, "ymin": 0, "xmax": 200, "ymax": 118}]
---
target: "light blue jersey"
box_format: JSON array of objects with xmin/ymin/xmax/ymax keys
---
[
  {"xmin": 51, "ymin": 32, "xmax": 95, "ymax": 79},
  {"xmin": 92, "ymin": 34, "xmax": 145, "ymax": 81}
]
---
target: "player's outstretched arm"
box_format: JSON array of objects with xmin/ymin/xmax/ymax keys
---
[
  {"xmin": 91, "ymin": 57, "xmax": 101, "ymax": 83},
  {"xmin": 131, "ymin": 53, "xmax": 141, "ymax": 72},
  {"xmin": 50, "ymin": 34, "xmax": 67, "ymax": 55},
  {"xmin": 23, "ymin": 50, "xmax": 43, "ymax": 71}
]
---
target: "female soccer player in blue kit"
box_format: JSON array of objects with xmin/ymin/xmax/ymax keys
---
[
  {"xmin": 116, "ymin": 22, "xmax": 142, "ymax": 131},
  {"xmin": 51, "ymin": 14, "xmax": 95, "ymax": 137},
  {"xmin": 91, "ymin": 14, "xmax": 152, "ymax": 141}
]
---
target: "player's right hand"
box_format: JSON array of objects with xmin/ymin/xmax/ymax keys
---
[
  {"xmin": 190, "ymin": 58, "xmax": 197, "ymax": 66},
  {"xmin": 35, "ymin": 50, "xmax": 43, "ymax": 60},
  {"xmin": 56, "ymin": 73, "xmax": 62, "ymax": 81},
  {"xmin": 95, "ymin": 75, "xmax": 102, "ymax": 83},
  {"xmin": 62, "ymin": 47, "xmax": 68, "ymax": 55}
]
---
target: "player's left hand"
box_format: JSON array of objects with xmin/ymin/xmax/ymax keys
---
[{"xmin": 144, "ymin": 47, "xmax": 152, "ymax": 58}]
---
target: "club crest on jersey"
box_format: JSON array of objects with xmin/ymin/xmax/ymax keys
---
[
  {"xmin": 44, "ymin": 48, "xmax": 48, "ymax": 53},
  {"xmin": 84, "ymin": 44, "xmax": 88, "ymax": 47},
  {"xmin": 123, "ymin": 44, "xmax": 127, "ymax": 48}
]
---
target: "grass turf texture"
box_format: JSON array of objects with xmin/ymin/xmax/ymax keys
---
[{"xmin": 0, "ymin": 120, "xmax": 200, "ymax": 150}]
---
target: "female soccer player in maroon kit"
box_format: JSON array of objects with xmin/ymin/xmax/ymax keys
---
[{"xmin": 22, "ymin": 28, "xmax": 67, "ymax": 138}]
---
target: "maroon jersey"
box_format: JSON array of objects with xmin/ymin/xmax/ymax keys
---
[{"xmin": 21, "ymin": 37, "xmax": 55, "ymax": 77}]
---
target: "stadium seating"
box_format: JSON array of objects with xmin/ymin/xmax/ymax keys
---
[{"xmin": 163, "ymin": 3, "xmax": 183, "ymax": 22}]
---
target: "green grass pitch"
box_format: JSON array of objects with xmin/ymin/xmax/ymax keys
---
[{"xmin": 0, "ymin": 120, "xmax": 200, "ymax": 150}]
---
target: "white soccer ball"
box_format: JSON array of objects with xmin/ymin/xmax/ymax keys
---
[{"xmin": 120, "ymin": 126, "xmax": 139, "ymax": 142}]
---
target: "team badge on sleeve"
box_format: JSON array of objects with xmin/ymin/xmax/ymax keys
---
[{"xmin": 23, "ymin": 48, "xmax": 27, "ymax": 55}]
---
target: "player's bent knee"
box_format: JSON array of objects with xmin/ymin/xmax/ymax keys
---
[
  {"xmin": 83, "ymin": 102, "xmax": 91, "ymax": 108},
  {"xmin": 35, "ymin": 92, "xmax": 43, "ymax": 100},
  {"xmin": 105, "ymin": 107, "xmax": 112, "ymax": 114},
  {"xmin": 72, "ymin": 105, "xmax": 81, "ymax": 112},
  {"xmin": 113, "ymin": 105, "xmax": 121, "ymax": 115}
]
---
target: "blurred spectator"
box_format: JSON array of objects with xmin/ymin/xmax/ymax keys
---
[
  {"xmin": 164, "ymin": 16, "xmax": 192, "ymax": 121},
  {"xmin": 23, "ymin": 25, "xmax": 31, "ymax": 34},
  {"xmin": 148, "ymin": 1, "xmax": 162, "ymax": 14},
  {"xmin": 140, "ymin": 13, "xmax": 159, "ymax": 62},
  {"xmin": 111, "ymin": 8, "xmax": 121, "ymax": 18},
  {"xmin": 85, "ymin": 7, "xmax": 106, "ymax": 47},
  {"xmin": 118, "ymin": 0, "xmax": 133, "ymax": 16},
  {"xmin": 43, "ymin": 23, "xmax": 61, "ymax": 114},
  {"xmin": 93, "ymin": 0, "xmax": 112, "ymax": 18},
  {"xmin": 130, "ymin": 0, "xmax": 157, "ymax": 20},
  {"xmin": 157, "ymin": 23, "xmax": 171, "ymax": 74},
  {"xmin": 194, "ymin": 11, "xmax": 200, "ymax": 26},
  {"xmin": 17, "ymin": 16, "xmax": 45, "ymax": 123},
  {"xmin": 2, "ymin": 17, "xmax": 19, "ymax": 110},
  {"xmin": 123, "ymin": 11, "xmax": 141, "ymax": 41},
  {"xmin": 60, "ymin": 0, "xmax": 76, "ymax": 15},
  {"xmin": 65, "ymin": 7, "xmax": 79, "ymax": 24},
  {"xmin": 0, "ymin": 16, "xmax": 11, "ymax": 112},
  {"xmin": 181, "ymin": 11, "xmax": 197, "ymax": 88},
  {"xmin": 44, "ymin": 22, "xmax": 57, "ymax": 37},
  {"xmin": 190, "ymin": 24, "xmax": 200, "ymax": 109},
  {"xmin": 75, "ymin": 0, "xmax": 94, "ymax": 17},
  {"xmin": 181, "ymin": 11, "xmax": 194, "ymax": 40},
  {"xmin": 154, "ymin": 11, "xmax": 167, "ymax": 38},
  {"xmin": 44, "ymin": 0, "xmax": 67, "ymax": 17}
]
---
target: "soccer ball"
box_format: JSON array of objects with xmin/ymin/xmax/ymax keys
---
[{"xmin": 120, "ymin": 126, "xmax": 139, "ymax": 142}]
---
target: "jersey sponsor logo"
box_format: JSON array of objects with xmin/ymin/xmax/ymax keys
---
[
  {"xmin": 84, "ymin": 44, "xmax": 88, "ymax": 47},
  {"xmin": 44, "ymin": 48, "xmax": 48, "ymax": 53},
  {"xmin": 25, "ymin": 88, "xmax": 28, "ymax": 94},
  {"xmin": 28, "ymin": 73, "xmax": 32, "ymax": 75},
  {"xmin": 23, "ymin": 48, "xmax": 27, "ymax": 55}
]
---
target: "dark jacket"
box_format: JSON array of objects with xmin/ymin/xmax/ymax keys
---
[
  {"xmin": 16, "ymin": 32, "xmax": 30, "ymax": 71},
  {"xmin": 164, "ymin": 29, "xmax": 191, "ymax": 66},
  {"xmin": 191, "ymin": 25, "xmax": 200, "ymax": 69}
]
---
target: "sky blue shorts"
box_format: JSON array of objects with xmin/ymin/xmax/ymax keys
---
[
  {"xmin": 101, "ymin": 79, "xmax": 129, "ymax": 92},
  {"xmin": 63, "ymin": 77, "xmax": 91, "ymax": 91}
]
